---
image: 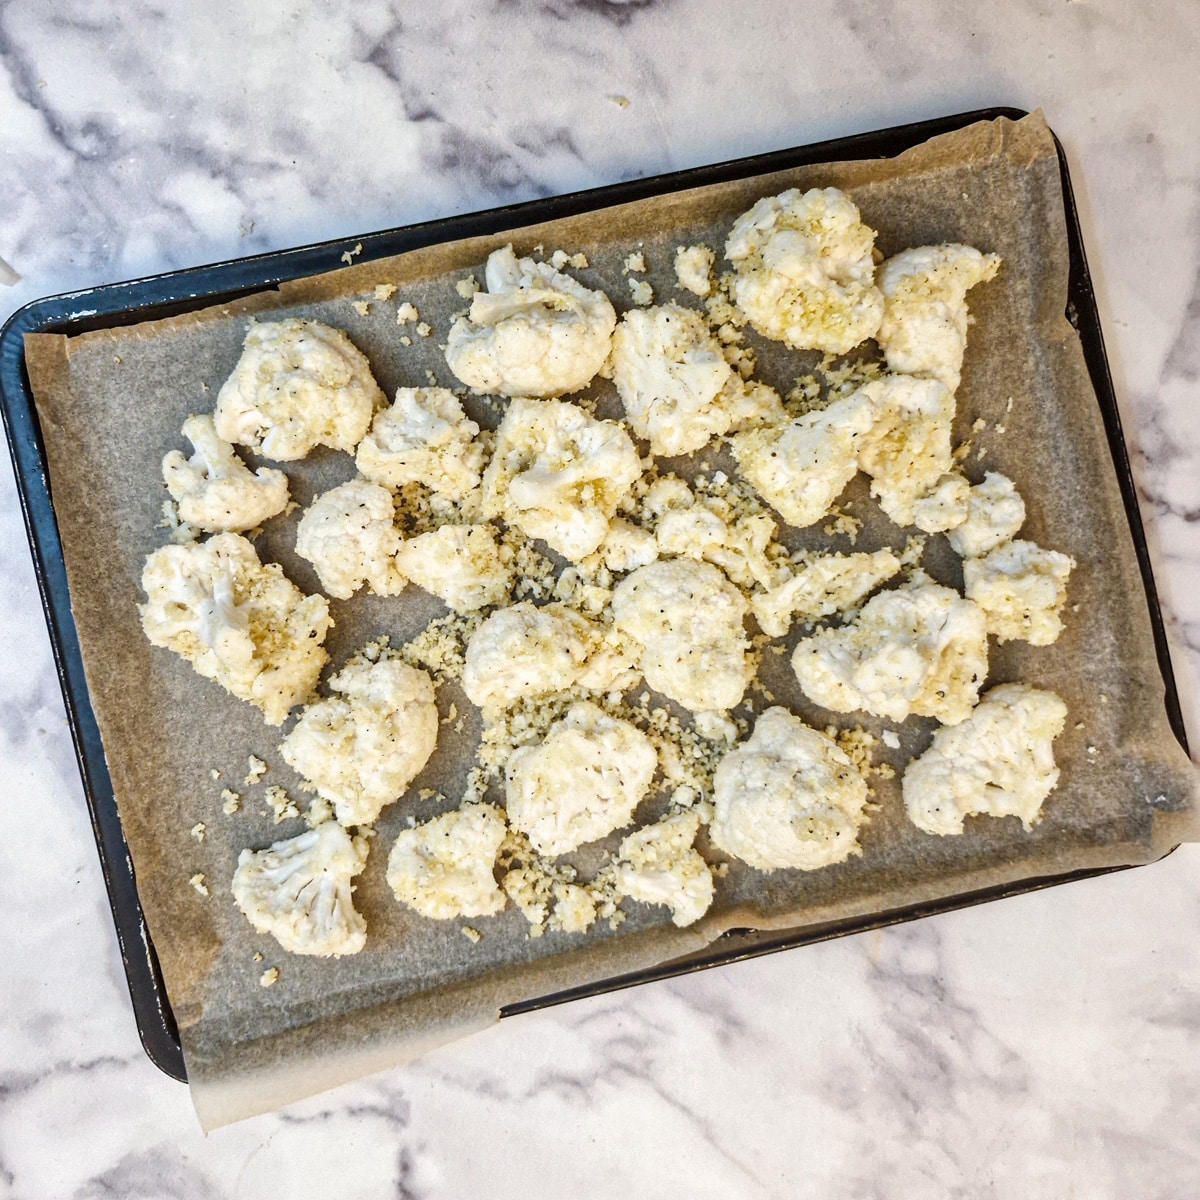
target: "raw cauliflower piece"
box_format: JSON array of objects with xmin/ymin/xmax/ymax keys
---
[
  {"xmin": 393, "ymin": 524, "xmax": 511, "ymax": 613},
  {"xmin": 711, "ymin": 707, "xmax": 869, "ymax": 871},
  {"xmin": 386, "ymin": 802, "xmax": 508, "ymax": 919},
  {"xmin": 355, "ymin": 387, "xmax": 485, "ymax": 501},
  {"xmin": 481, "ymin": 397, "xmax": 642, "ymax": 561},
  {"xmin": 963, "ymin": 539, "xmax": 1075, "ymax": 645},
  {"xmin": 725, "ymin": 187, "xmax": 884, "ymax": 354},
  {"xmin": 750, "ymin": 547, "xmax": 906, "ymax": 638},
  {"xmin": 139, "ymin": 532, "xmax": 331, "ymax": 725},
  {"xmin": 612, "ymin": 559, "xmax": 751, "ymax": 713},
  {"xmin": 505, "ymin": 702, "xmax": 658, "ymax": 856},
  {"xmin": 732, "ymin": 388, "xmax": 877, "ymax": 528},
  {"xmin": 214, "ymin": 318, "xmax": 384, "ymax": 461},
  {"xmin": 612, "ymin": 811, "xmax": 713, "ymax": 928},
  {"xmin": 674, "ymin": 243, "xmax": 715, "ymax": 296},
  {"xmin": 856, "ymin": 375, "xmax": 956, "ymax": 527},
  {"xmin": 462, "ymin": 602, "xmax": 594, "ymax": 712},
  {"xmin": 903, "ymin": 683, "xmax": 1068, "ymax": 835},
  {"xmin": 791, "ymin": 572, "xmax": 988, "ymax": 725},
  {"xmin": 444, "ymin": 244, "xmax": 617, "ymax": 398},
  {"xmin": 294, "ymin": 479, "xmax": 406, "ymax": 600},
  {"xmin": 876, "ymin": 244, "xmax": 1002, "ymax": 392},
  {"xmin": 232, "ymin": 822, "xmax": 368, "ymax": 957},
  {"xmin": 911, "ymin": 472, "xmax": 970, "ymax": 534},
  {"xmin": 162, "ymin": 414, "xmax": 289, "ymax": 532},
  {"xmin": 280, "ymin": 658, "xmax": 438, "ymax": 827},
  {"xmin": 610, "ymin": 304, "xmax": 768, "ymax": 457},
  {"xmin": 946, "ymin": 472, "xmax": 1026, "ymax": 558}
]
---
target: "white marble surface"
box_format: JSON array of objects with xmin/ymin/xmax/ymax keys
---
[{"xmin": 2, "ymin": 0, "xmax": 1199, "ymax": 1194}]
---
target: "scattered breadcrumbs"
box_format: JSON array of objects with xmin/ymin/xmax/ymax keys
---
[
  {"xmin": 397, "ymin": 611, "xmax": 484, "ymax": 685},
  {"xmin": 189, "ymin": 873, "xmax": 209, "ymax": 897},
  {"xmin": 221, "ymin": 788, "xmax": 241, "ymax": 815},
  {"xmin": 609, "ymin": 94, "xmax": 631, "ymax": 109},
  {"xmin": 882, "ymin": 730, "xmax": 901, "ymax": 750},
  {"xmin": 252, "ymin": 951, "xmax": 264, "ymax": 962},
  {"xmin": 396, "ymin": 301, "xmax": 420, "ymax": 324},
  {"xmin": 209, "ymin": 768, "xmax": 220, "ymax": 781},
  {"xmin": 374, "ymin": 283, "xmax": 397, "ymax": 301},
  {"xmin": 441, "ymin": 702, "xmax": 459, "ymax": 726},
  {"xmin": 455, "ymin": 276, "xmax": 479, "ymax": 299},
  {"xmin": 461, "ymin": 926, "xmax": 482, "ymax": 943},
  {"xmin": 244, "ymin": 755, "xmax": 267, "ymax": 786},
  {"xmin": 550, "ymin": 249, "xmax": 589, "ymax": 270},
  {"xmin": 622, "ymin": 250, "xmax": 646, "ymax": 274},
  {"xmin": 305, "ymin": 797, "xmax": 334, "ymax": 827},
  {"xmin": 416, "ymin": 322, "xmax": 432, "ymax": 337},
  {"xmin": 340, "ymin": 242, "xmax": 363, "ymax": 266},
  {"xmin": 823, "ymin": 506, "xmax": 862, "ymax": 542},
  {"xmin": 264, "ymin": 785, "xmax": 300, "ymax": 824},
  {"xmin": 352, "ymin": 300, "xmax": 370, "ymax": 316},
  {"xmin": 399, "ymin": 335, "xmax": 412, "ymax": 346},
  {"xmin": 259, "ymin": 967, "xmax": 280, "ymax": 988},
  {"xmin": 628, "ymin": 278, "xmax": 653, "ymax": 306},
  {"xmin": 190, "ymin": 822, "xmax": 206, "ymax": 843}
]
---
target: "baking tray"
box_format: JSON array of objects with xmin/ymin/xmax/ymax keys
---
[{"xmin": 0, "ymin": 106, "xmax": 1188, "ymax": 1084}]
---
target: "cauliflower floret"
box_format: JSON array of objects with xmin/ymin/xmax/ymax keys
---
[
  {"xmin": 903, "ymin": 683, "xmax": 1068, "ymax": 835},
  {"xmin": 855, "ymin": 375, "xmax": 956, "ymax": 527},
  {"xmin": 963, "ymin": 539, "xmax": 1075, "ymax": 645},
  {"xmin": 611, "ymin": 304, "xmax": 759, "ymax": 457},
  {"xmin": 596, "ymin": 518, "xmax": 659, "ymax": 573},
  {"xmin": 911, "ymin": 472, "xmax": 970, "ymax": 534},
  {"xmin": 505, "ymin": 702, "xmax": 658, "ymax": 856},
  {"xmin": 162, "ymin": 414, "xmax": 289, "ymax": 532},
  {"xmin": 232, "ymin": 822, "xmax": 369, "ymax": 956},
  {"xmin": 791, "ymin": 572, "xmax": 988, "ymax": 725},
  {"xmin": 711, "ymin": 707, "xmax": 869, "ymax": 871},
  {"xmin": 724, "ymin": 187, "xmax": 884, "ymax": 354},
  {"xmin": 612, "ymin": 811, "xmax": 713, "ymax": 928},
  {"xmin": 213, "ymin": 318, "xmax": 384, "ymax": 461},
  {"xmin": 946, "ymin": 472, "xmax": 1026, "ymax": 558},
  {"xmin": 280, "ymin": 658, "xmax": 438, "ymax": 827},
  {"xmin": 139, "ymin": 532, "xmax": 331, "ymax": 725},
  {"xmin": 674, "ymin": 243, "xmax": 715, "ymax": 297},
  {"xmin": 876, "ymin": 244, "xmax": 1002, "ymax": 392},
  {"xmin": 444, "ymin": 245, "xmax": 617, "ymax": 398},
  {"xmin": 731, "ymin": 388, "xmax": 877, "ymax": 528},
  {"xmin": 750, "ymin": 547, "xmax": 906, "ymax": 638},
  {"xmin": 386, "ymin": 802, "xmax": 508, "ymax": 919},
  {"xmin": 294, "ymin": 479, "xmax": 406, "ymax": 600},
  {"xmin": 612, "ymin": 559, "xmax": 751, "ymax": 712},
  {"xmin": 462, "ymin": 601, "xmax": 594, "ymax": 712},
  {"xmin": 392, "ymin": 524, "xmax": 512, "ymax": 613},
  {"xmin": 481, "ymin": 397, "xmax": 642, "ymax": 561},
  {"xmin": 355, "ymin": 387, "xmax": 485, "ymax": 501},
  {"xmin": 725, "ymin": 380, "xmax": 787, "ymax": 431}
]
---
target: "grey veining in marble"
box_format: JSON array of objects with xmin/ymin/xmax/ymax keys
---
[{"xmin": 2, "ymin": 0, "xmax": 1199, "ymax": 1195}]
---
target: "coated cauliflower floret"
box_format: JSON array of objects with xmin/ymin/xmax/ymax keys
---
[
  {"xmin": 444, "ymin": 244, "xmax": 617, "ymax": 398},
  {"xmin": 612, "ymin": 811, "xmax": 713, "ymax": 928},
  {"xmin": 946, "ymin": 472, "xmax": 1026, "ymax": 558},
  {"xmin": 612, "ymin": 559, "xmax": 751, "ymax": 713},
  {"xmin": 596, "ymin": 518, "xmax": 659, "ymax": 573},
  {"xmin": 791, "ymin": 572, "xmax": 988, "ymax": 725},
  {"xmin": 876, "ymin": 244, "xmax": 1002, "ymax": 392},
  {"xmin": 355, "ymin": 387, "xmax": 485, "ymax": 501},
  {"xmin": 724, "ymin": 187, "xmax": 884, "ymax": 354},
  {"xmin": 610, "ymin": 304, "xmax": 771, "ymax": 457},
  {"xmin": 674, "ymin": 243, "xmax": 715, "ymax": 297},
  {"xmin": 161, "ymin": 414, "xmax": 289, "ymax": 532},
  {"xmin": 963, "ymin": 539, "xmax": 1075, "ymax": 645},
  {"xmin": 393, "ymin": 524, "xmax": 512, "ymax": 613},
  {"xmin": 213, "ymin": 318, "xmax": 384, "ymax": 460},
  {"xmin": 481, "ymin": 397, "xmax": 642, "ymax": 561},
  {"xmin": 505, "ymin": 701, "xmax": 658, "ymax": 856},
  {"xmin": 911, "ymin": 472, "xmax": 970, "ymax": 534},
  {"xmin": 855, "ymin": 375, "xmax": 956, "ymax": 528},
  {"xmin": 711, "ymin": 707, "xmax": 869, "ymax": 871},
  {"xmin": 386, "ymin": 802, "xmax": 508, "ymax": 919},
  {"xmin": 731, "ymin": 388, "xmax": 876, "ymax": 528},
  {"xmin": 139, "ymin": 532, "xmax": 331, "ymax": 725},
  {"xmin": 750, "ymin": 547, "xmax": 906, "ymax": 638},
  {"xmin": 280, "ymin": 658, "xmax": 438, "ymax": 827},
  {"xmin": 462, "ymin": 601, "xmax": 626, "ymax": 713},
  {"xmin": 294, "ymin": 479, "xmax": 406, "ymax": 600},
  {"xmin": 903, "ymin": 683, "xmax": 1068, "ymax": 835},
  {"xmin": 232, "ymin": 822, "xmax": 369, "ymax": 957}
]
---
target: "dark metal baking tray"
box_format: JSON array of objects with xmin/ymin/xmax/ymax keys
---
[{"xmin": 0, "ymin": 106, "xmax": 1188, "ymax": 1083}]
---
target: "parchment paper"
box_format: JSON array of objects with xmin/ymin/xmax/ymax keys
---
[{"xmin": 24, "ymin": 112, "xmax": 1199, "ymax": 1129}]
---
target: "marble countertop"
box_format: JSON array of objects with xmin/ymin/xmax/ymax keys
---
[{"xmin": 3, "ymin": 1, "xmax": 1199, "ymax": 1194}]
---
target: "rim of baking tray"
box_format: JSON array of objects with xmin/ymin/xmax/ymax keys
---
[{"xmin": 0, "ymin": 105, "xmax": 1188, "ymax": 1083}]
